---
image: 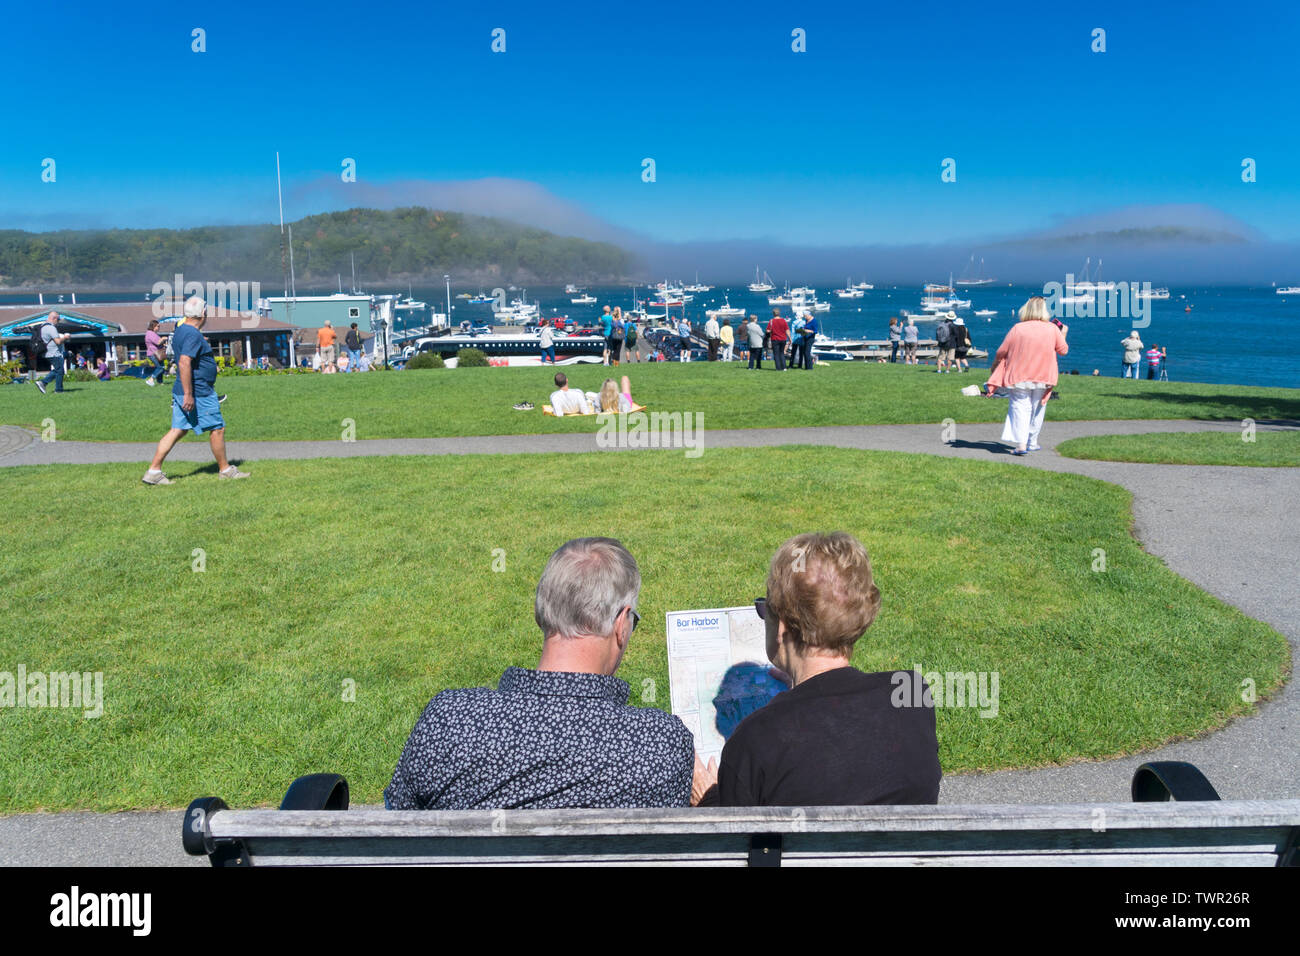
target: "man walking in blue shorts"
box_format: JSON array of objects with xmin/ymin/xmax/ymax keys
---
[{"xmin": 141, "ymin": 297, "xmax": 249, "ymax": 484}]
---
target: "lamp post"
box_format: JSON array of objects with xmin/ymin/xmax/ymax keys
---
[{"xmin": 444, "ymin": 274, "xmax": 451, "ymax": 329}]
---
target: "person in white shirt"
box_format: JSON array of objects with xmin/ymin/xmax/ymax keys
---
[
  {"xmin": 704, "ymin": 316, "xmax": 720, "ymax": 361},
  {"xmin": 538, "ymin": 321, "xmax": 556, "ymax": 364},
  {"xmin": 549, "ymin": 371, "xmax": 592, "ymax": 416}
]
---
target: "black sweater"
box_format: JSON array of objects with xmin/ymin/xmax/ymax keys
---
[{"xmin": 700, "ymin": 667, "xmax": 941, "ymax": 806}]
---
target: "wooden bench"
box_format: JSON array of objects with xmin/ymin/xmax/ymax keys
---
[{"xmin": 182, "ymin": 762, "xmax": 1299, "ymax": 867}]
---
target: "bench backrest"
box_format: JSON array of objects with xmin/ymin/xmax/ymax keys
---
[{"xmin": 197, "ymin": 800, "xmax": 1300, "ymax": 867}]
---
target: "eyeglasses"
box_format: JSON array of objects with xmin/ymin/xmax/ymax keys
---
[
  {"xmin": 626, "ymin": 608, "xmax": 640, "ymax": 632},
  {"xmin": 754, "ymin": 597, "xmax": 767, "ymax": 620}
]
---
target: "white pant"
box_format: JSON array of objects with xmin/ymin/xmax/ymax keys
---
[
  {"xmin": 722, "ymin": 344, "xmax": 733, "ymax": 362},
  {"xmin": 1001, "ymin": 387, "xmax": 1049, "ymax": 449}
]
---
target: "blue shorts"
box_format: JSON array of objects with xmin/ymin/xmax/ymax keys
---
[{"xmin": 171, "ymin": 394, "xmax": 224, "ymax": 435}]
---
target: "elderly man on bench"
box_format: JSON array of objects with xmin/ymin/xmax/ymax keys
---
[{"xmin": 384, "ymin": 537, "xmax": 695, "ymax": 810}]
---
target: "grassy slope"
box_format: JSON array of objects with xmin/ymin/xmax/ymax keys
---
[
  {"xmin": 0, "ymin": 447, "xmax": 1287, "ymax": 812},
  {"xmin": 1, "ymin": 363, "xmax": 1297, "ymax": 442},
  {"xmin": 1058, "ymin": 431, "xmax": 1300, "ymax": 467}
]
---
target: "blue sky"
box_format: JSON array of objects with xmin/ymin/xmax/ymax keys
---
[{"xmin": 3, "ymin": 0, "xmax": 1297, "ymax": 245}]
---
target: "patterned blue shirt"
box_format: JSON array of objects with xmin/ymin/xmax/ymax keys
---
[{"xmin": 385, "ymin": 667, "xmax": 694, "ymax": 810}]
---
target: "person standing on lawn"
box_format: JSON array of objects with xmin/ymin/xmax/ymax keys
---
[
  {"xmin": 1145, "ymin": 343, "xmax": 1167, "ymax": 380},
  {"xmin": 344, "ymin": 322, "xmax": 362, "ymax": 372},
  {"xmin": 801, "ymin": 311, "xmax": 819, "ymax": 369},
  {"xmin": 746, "ymin": 315, "xmax": 764, "ymax": 369},
  {"xmin": 317, "ymin": 321, "xmax": 338, "ymax": 372},
  {"xmin": 141, "ymin": 297, "xmax": 248, "ymax": 484},
  {"xmin": 903, "ymin": 319, "xmax": 919, "ymax": 365},
  {"xmin": 677, "ymin": 314, "xmax": 693, "ymax": 362},
  {"xmin": 888, "ymin": 317, "xmax": 902, "ymax": 363},
  {"xmin": 719, "ymin": 319, "xmax": 734, "ymax": 362},
  {"xmin": 952, "ymin": 317, "xmax": 972, "ymax": 372},
  {"xmin": 34, "ymin": 312, "xmax": 71, "ymax": 394},
  {"xmin": 789, "ymin": 313, "xmax": 805, "ymax": 369},
  {"xmin": 1120, "ymin": 331, "xmax": 1143, "ymax": 379},
  {"xmin": 624, "ymin": 315, "xmax": 640, "ymax": 363},
  {"xmin": 768, "ymin": 309, "xmax": 789, "ymax": 371},
  {"xmin": 704, "ymin": 314, "xmax": 720, "ymax": 361},
  {"xmin": 600, "ymin": 306, "xmax": 614, "ymax": 365},
  {"xmin": 142, "ymin": 319, "xmax": 168, "ymax": 385}
]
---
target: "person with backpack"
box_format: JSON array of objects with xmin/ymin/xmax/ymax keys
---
[
  {"xmin": 934, "ymin": 314, "xmax": 955, "ymax": 373},
  {"xmin": 33, "ymin": 312, "xmax": 71, "ymax": 394},
  {"xmin": 623, "ymin": 315, "xmax": 639, "ymax": 363}
]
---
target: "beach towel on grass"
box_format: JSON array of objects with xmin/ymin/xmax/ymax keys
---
[{"xmin": 543, "ymin": 404, "xmax": 647, "ymax": 417}]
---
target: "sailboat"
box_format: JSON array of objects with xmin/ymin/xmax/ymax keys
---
[
  {"xmin": 748, "ymin": 267, "xmax": 774, "ymax": 293},
  {"xmin": 1066, "ymin": 257, "xmax": 1116, "ymax": 293},
  {"xmin": 835, "ymin": 277, "xmax": 865, "ymax": 298},
  {"xmin": 954, "ymin": 255, "xmax": 996, "ymax": 286}
]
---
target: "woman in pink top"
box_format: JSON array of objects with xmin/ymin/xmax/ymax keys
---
[{"xmin": 985, "ymin": 297, "xmax": 1068, "ymax": 455}]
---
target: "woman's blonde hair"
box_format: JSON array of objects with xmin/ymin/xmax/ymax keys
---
[
  {"xmin": 612, "ymin": 306, "xmax": 622, "ymax": 320},
  {"xmin": 598, "ymin": 378, "xmax": 619, "ymax": 412},
  {"xmin": 1019, "ymin": 297, "xmax": 1051, "ymax": 322}
]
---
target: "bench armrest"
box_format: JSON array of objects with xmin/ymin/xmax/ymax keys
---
[{"xmin": 1131, "ymin": 762, "xmax": 1221, "ymax": 802}]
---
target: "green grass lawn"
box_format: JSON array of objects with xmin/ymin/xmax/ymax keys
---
[
  {"xmin": 2, "ymin": 363, "xmax": 1297, "ymax": 442},
  {"xmin": 0, "ymin": 447, "xmax": 1288, "ymax": 813},
  {"xmin": 1058, "ymin": 430, "xmax": 1300, "ymax": 467}
]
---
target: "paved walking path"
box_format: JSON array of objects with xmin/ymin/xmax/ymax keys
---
[{"xmin": 1, "ymin": 417, "xmax": 1296, "ymax": 865}]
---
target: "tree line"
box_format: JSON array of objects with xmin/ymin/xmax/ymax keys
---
[{"xmin": 0, "ymin": 207, "xmax": 638, "ymax": 287}]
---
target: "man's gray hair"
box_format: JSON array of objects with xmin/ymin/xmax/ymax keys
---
[
  {"xmin": 535, "ymin": 538, "xmax": 640, "ymax": 639},
  {"xmin": 183, "ymin": 296, "xmax": 207, "ymax": 319}
]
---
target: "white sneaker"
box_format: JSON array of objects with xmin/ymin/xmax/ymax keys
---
[
  {"xmin": 142, "ymin": 470, "xmax": 172, "ymax": 485},
  {"xmin": 218, "ymin": 465, "xmax": 249, "ymax": 480},
  {"xmin": 145, "ymin": 377, "xmax": 156, "ymax": 386}
]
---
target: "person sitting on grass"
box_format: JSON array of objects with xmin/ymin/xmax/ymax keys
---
[
  {"xmin": 692, "ymin": 531, "xmax": 941, "ymax": 807},
  {"xmin": 549, "ymin": 371, "xmax": 592, "ymax": 416},
  {"xmin": 385, "ymin": 537, "xmax": 695, "ymax": 809}
]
